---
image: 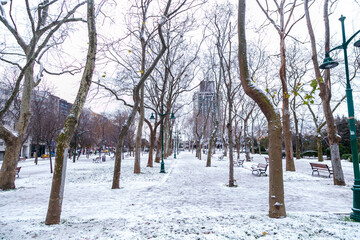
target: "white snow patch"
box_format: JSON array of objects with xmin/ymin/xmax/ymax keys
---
[{"xmin": 0, "ymin": 152, "xmax": 358, "ymax": 239}]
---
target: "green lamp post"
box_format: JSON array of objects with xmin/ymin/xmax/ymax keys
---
[
  {"xmin": 173, "ymin": 130, "xmax": 181, "ymax": 159},
  {"xmin": 319, "ymin": 15, "xmax": 360, "ymax": 222},
  {"xmin": 150, "ymin": 105, "xmax": 175, "ymax": 173},
  {"xmin": 173, "ymin": 130, "xmax": 177, "ymax": 159}
]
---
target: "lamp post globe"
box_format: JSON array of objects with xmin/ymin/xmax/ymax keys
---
[
  {"xmin": 319, "ymin": 56, "xmax": 339, "ymax": 69},
  {"xmin": 354, "ymin": 39, "xmax": 360, "ymax": 48}
]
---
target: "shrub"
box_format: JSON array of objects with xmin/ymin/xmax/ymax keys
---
[
  {"xmin": 301, "ymin": 150, "xmax": 318, "ymax": 158},
  {"xmin": 342, "ymin": 153, "xmax": 352, "ymax": 161}
]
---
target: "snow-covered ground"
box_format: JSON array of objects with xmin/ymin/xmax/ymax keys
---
[{"xmin": 1, "ymin": 151, "xmax": 359, "ymax": 239}]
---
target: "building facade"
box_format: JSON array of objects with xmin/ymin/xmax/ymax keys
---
[
  {"xmin": 192, "ymin": 80, "xmax": 222, "ymax": 119},
  {"xmin": 0, "ymin": 88, "xmax": 73, "ymax": 161}
]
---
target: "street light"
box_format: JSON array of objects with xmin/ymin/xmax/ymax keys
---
[
  {"xmin": 319, "ymin": 15, "xmax": 360, "ymax": 222},
  {"xmin": 173, "ymin": 130, "xmax": 181, "ymax": 159},
  {"xmin": 150, "ymin": 105, "xmax": 175, "ymax": 173}
]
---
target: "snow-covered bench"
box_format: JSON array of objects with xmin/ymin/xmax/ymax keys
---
[
  {"xmin": 93, "ymin": 157, "xmax": 100, "ymax": 163},
  {"xmin": 251, "ymin": 163, "xmax": 268, "ymax": 176},
  {"xmin": 234, "ymin": 159, "xmax": 244, "ymax": 167},
  {"xmin": 310, "ymin": 162, "xmax": 333, "ymax": 178},
  {"xmin": 218, "ymin": 155, "xmax": 225, "ymax": 161}
]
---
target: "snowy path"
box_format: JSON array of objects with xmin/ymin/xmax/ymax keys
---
[{"xmin": 1, "ymin": 152, "xmax": 359, "ymax": 239}]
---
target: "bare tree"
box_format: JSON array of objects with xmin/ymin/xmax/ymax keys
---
[
  {"xmin": 238, "ymin": 0, "xmax": 286, "ymax": 218},
  {"xmin": 111, "ymin": 0, "xmax": 187, "ymax": 189},
  {"xmin": 286, "ymin": 41, "xmax": 311, "ymax": 159},
  {"xmin": 255, "ymin": 0, "xmax": 305, "ymax": 172},
  {"xmin": 0, "ymin": 0, "xmax": 87, "ymax": 190},
  {"xmin": 45, "ymin": 0, "xmax": 97, "ymax": 225},
  {"xmin": 304, "ymin": 0, "xmax": 345, "ymax": 185}
]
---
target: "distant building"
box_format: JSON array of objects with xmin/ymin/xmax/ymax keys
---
[
  {"xmin": 0, "ymin": 86, "xmax": 31, "ymax": 160},
  {"xmin": 0, "ymin": 88, "xmax": 74, "ymax": 160},
  {"xmin": 192, "ymin": 80, "xmax": 222, "ymax": 118}
]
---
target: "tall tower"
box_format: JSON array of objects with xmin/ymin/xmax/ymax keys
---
[{"xmin": 192, "ymin": 80, "xmax": 221, "ymax": 118}]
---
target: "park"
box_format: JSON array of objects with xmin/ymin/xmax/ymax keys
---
[{"xmin": 0, "ymin": 151, "xmax": 358, "ymax": 239}]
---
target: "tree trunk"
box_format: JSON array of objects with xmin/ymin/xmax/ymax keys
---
[
  {"xmin": 251, "ymin": 124, "xmax": 255, "ymax": 154},
  {"xmin": 0, "ymin": 136, "xmax": 21, "ymax": 189},
  {"xmin": 294, "ymin": 113, "xmax": 301, "ymax": 159},
  {"xmin": 222, "ymin": 137, "xmax": 228, "ymax": 157},
  {"xmin": 134, "ymin": 85, "xmax": 144, "ymax": 174},
  {"xmin": 45, "ymin": 0, "xmax": 96, "ymax": 225},
  {"xmin": 206, "ymin": 121, "xmax": 219, "ymax": 167},
  {"xmin": 238, "ymin": 0, "xmax": 286, "ymax": 218},
  {"xmin": 147, "ymin": 129, "xmax": 155, "ymax": 167},
  {"xmin": 72, "ymin": 145, "xmax": 76, "ymax": 163},
  {"xmin": 280, "ymin": 38, "xmax": 295, "ymax": 172},
  {"xmin": 316, "ymin": 133, "xmax": 324, "ymax": 162},
  {"xmin": 48, "ymin": 145, "xmax": 53, "ymax": 173},
  {"xmin": 35, "ymin": 141, "xmax": 40, "ymax": 165},
  {"xmin": 304, "ymin": 0, "xmax": 345, "ymax": 185},
  {"xmin": 267, "ymin": 118, "xmax": 286, "ymax": 218},
  {"xmin": 227, "ymin": 107, "xmax": 234, "ymax": 187},
  {"xmin": 196, "ymin": 140, "xmax": 202, "ymax": 160},
  {"xmin": 0, "ymin": 66, "xmax": 34, "ymax": 190},
  {"xmin": 155, "ymin": 136, "xmax": 161, "ymax": 163},
  {"xmin": 244, "ymin": 110, "xmax": 252, "ymax": 161}
]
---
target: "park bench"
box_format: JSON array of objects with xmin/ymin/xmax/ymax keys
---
[
  {"xmin": 251, "ymin": 163, "xmax": 268, "ymax": 176},
  {"xmin": 19, "ymin": 157, "xmax": 26, "ymax": 161},
  {"xmin": 234, "ymin": 158, "xmax": 245, "ymax": 167},
  {"xmin": 309, "ymin": 162, "xmax": 333, "ymax": 178},
  {"xmin": 265, "ymin": 157, "xmax": 269, "ymax": 164},
  {"xmin": 93, "ymin": 157, "xmax": 100, "ymax": 163},
  {"xmin": 16, "ymin": 167, "xmax": 21, "ymax": 178},
  {"xmin": 218, "ymin": 155, "xmax": 225, "ymax": 161}
]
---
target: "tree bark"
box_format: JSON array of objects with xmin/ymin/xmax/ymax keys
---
[
  {"xmin": 155, "ymin": 136, "xmax": 161, "ymax": 163},
  {"xmin": 238, "ymin": 0, "xmax": 286, "ymax": 218},
  {"xmin": 206, "ymin": 122, "xmax": 219, "ymax": 167},
  {"xmin": 293, "ymin": 107, "xmax": 301, "ymax": 159},
  {"xmin": 45, "ymin": 0, "xmax": 97, "ymax": 225},
  {"xmin": 134, "ymin": 85, "xmax": 144, "ymax": 174},
  {"xmin": 244, "ymin": 109, "xmax": 253, "ymax": 161},
  {"xmin": 280, "ymin": 39, "xmax": 295, "ymax": 172},
  {"xmin": 0, "ymin": 65, "xmax": 34, "ymax": 190},
  {"xmin": 147, "ymin": 127, "xmax": 156, "ymax": 167},
  {"xmin": 316, "ymin": 132, "xmax": 324, "ymax": 162},
  {"xmin": 48, "ymin": 145, "xmax": 53, "ymax": 173}
]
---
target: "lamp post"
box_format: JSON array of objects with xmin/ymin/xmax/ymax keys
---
[
  {"xmin": 150, "ymin": 105, "xmax": 175, "ymax": 173},
  {"xmin": 173, "ymin": 130, "xmax": 181, "ymax": 159},
  {"xmin": 173, "ymin": 130, "xmax": 177, "ymax": 159},
  {"xmin": 319, "ymin": 15, "xmax": 360, "ymax": 221}
]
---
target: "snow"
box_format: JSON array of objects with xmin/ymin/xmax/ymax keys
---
[
  {"xmin": 1, "ymin": 152, "xmax": 360, "ymax": 239},
  {"xmin": 4, "ymin": 125, "xmax": 19, "ymax": 137}
]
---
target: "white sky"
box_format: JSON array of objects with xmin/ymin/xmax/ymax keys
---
[
  {"xmin": 1, "ymin": 1, "xmax": 359, "ymax": 116},
  {"xmin": 48, "ymin": 0, "xmax": 360, "ymax": 116}
]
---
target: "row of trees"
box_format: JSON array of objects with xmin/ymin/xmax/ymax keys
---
[{"xmin": 0, "ymin": 0, "xmax": 359, "ymax": 224}]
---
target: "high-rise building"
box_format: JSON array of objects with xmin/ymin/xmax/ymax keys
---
[{"xmin": 192, "ymin": 80, "xmax": 222, "ymax": 119}]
